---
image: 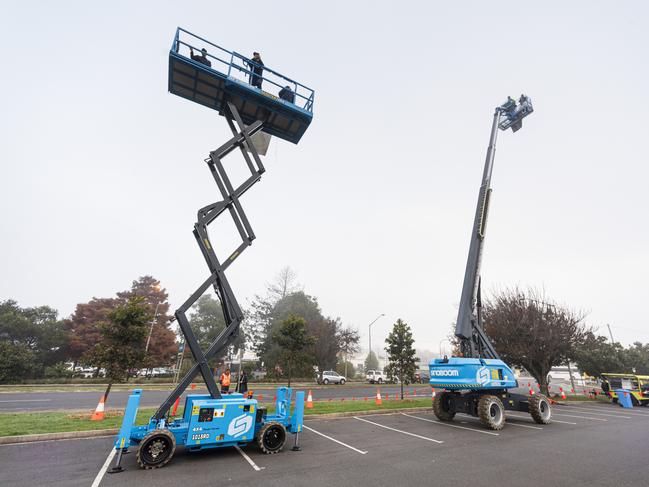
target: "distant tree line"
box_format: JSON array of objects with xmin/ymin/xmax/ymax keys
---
[{"xmin": 0, "ymin": 276, "xmax": 177, "ymax": 383}]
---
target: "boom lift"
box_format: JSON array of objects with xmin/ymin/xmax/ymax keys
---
[
  {"xmin": 110, "ymin": 28, "xmax": 314, "ymax": 471},
  {"xmin": 428, "ymin": 95, "xmax": 553, "ymax": 430}
]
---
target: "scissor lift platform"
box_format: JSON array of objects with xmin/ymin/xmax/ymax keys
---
[{"xmin": 168, "ymin": 28, "xmax": 314, "ymax": 144}]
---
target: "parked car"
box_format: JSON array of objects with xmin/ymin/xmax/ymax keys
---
[
  {"xmin": 318, "ymin": 370, "xmax": 346, "ymax": 385},
  {"xmin": 366, "ymin": 369, "xmax": 389, "ymax": 384}
]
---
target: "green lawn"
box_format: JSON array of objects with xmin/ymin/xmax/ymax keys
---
[{"xmin": 0, "ymin": 397, "xmax": 431, "ymax": 437}]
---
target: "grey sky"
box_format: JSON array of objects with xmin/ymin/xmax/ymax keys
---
[{"xmin": 2, "ymin": 1, "xmax": 648, "ymax": 354}]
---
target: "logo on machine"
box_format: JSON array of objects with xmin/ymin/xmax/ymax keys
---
[
  {"xmin": 227, "ymin": 414, "xmax": 253, "ymax": 438},
  {"xmin": 430, "ymin": 369, "xmax": 460, "ymax": 377},
  {"xmin": 476, "ymin": 367, "xmax": 490, "ymax": 385}
]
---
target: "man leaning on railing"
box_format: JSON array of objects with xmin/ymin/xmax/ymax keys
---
[{"xmin": 245, "ymin": 52, "xmax": 264, "ymax": 89}]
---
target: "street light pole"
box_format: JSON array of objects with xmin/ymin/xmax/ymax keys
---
[
  {"xmin": 368, "ymin": 313, "xmax": 385, "ymax": 359},
  {"xmin": 145, "ymin": 301, "xmax": 161, "ymax": 353}
]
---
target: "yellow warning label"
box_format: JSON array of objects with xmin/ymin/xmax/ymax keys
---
[
  {"xmin": 213, "ymin": 409, "xmax": 225, "ymax": 418},
  {"xmin": 192, "ymin": 405, "xmax": 200, "ymax": 416},
  {"xmin": 250, "ymin": 406, "xmax": 255, "ymax": 413},
  {"xmin": 491, "ymin": 369, "xmax": 499, "ymax": 380}
]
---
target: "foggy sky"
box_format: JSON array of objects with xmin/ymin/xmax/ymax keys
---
[{"xmin": 1, "ymin": 1, "xmax": 648, "ymax": 354}]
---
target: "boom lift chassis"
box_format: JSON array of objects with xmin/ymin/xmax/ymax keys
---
[
  {"xmin": 111, "ymin": 102, "xmax": 305, "ymax": 470},
  {"xmin": 429, "ymin": 96, "xmax": 553, "ymax": 430}
]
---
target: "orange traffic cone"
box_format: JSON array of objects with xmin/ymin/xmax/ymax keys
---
[
  {"xmin": 560, "ymin": 387, "xmax": 567, "ymax": 400},
  {"xmin": 171, "ymin": 396, "xmax": 181, "ymax": 416},
  {"xmin": 90, "ymin": 393, "xmax": 107, "ymax": 421},
  {"xmin": 375, "ymin": 389, "xmax": 382, "ymax": 405},
  {"xmin": 306, "ymin": 390, "xmax": 314, "ymax": 409},
  {"xmin": 529, "ymin": 384, "xmax": 535, "ymax": 395},
  {"xmin": 432, "ymin": 387, "xmax": 436, "ymax": 399}
]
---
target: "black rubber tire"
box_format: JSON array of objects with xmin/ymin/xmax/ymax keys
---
[
  {"xmin": 340, "ymin": 379, "xmax": 346, "ymax": 385},
  {"xmin": 478, "ymin": 395, "xmax": 506, "ymax": 430},
  {"xmin": 631, "ymin": 395, "xmax": 640, "ymax": 407},
  {"xmin": 529, "ymin": 394, "xmax": 552, "ymax": 424},
  {"xmin": 323, "ymin": 378, "xmax": 329, "ymax": 385},
  {"xmin": 136, "ymin": 429, "xmax": 176, "ymax": 469},
  {"xmin": 377, "ymin": 378, "xmax": 383, "ymax": 384},
  {"xmin": 432, "ymin": 392, "xmax": 456, "ymax": 421},
  {"xmin": 257, "ymin": 422, "xmax": 287, "ymax": 454},
  {"xmin": 611, "ymin": 397, "xmax": 618, "ymax": 404}
]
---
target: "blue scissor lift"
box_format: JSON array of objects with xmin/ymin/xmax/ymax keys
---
[{"xmin": 110, "ymin": 28, "xmax": 313, "ymax": 472}]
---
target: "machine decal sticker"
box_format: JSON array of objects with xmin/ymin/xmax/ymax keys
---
[
  {"xmin": 476, "ymin": 367, "xmax": 490, "ymax": 385},
  {"xmin": 227, "ymin": 414, "xmax": 253, "ymax": 438}
]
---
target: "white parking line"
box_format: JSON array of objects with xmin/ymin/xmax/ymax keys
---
[
  {"xmin": 0, "ymin": 399, "xmax": 52, "ymax": 403},
  {"xmin": 560, "ymin": 405, "xmax": 648, "ymax": 416},
  {"xmin": 353, "ymin": 416, "xmax": 443, "ymax": 443},
  {"xmin": 234, "ymin": 446, "xmax": 265, "ymax": 471},
  {"xmin": 554, "ymin": 407, "xmax": 631, "ymax": 419},
  {"xmin": 90, "ymin": 448, "xmax": 116, "ymax": 487},
  {"xmin": 303, "ymin": 425, "xmax": 368, "ymax": 454},
  {"xmin": 401, "ymin": 413, "xmax": 499, "ymax": 436},
  {"xmin": 506, "ymin": 412, "xmax": 577, "ymax": 425},
  {"xmin": 552, "ymin": 412, "xmax": 607, "ymax": 421}
]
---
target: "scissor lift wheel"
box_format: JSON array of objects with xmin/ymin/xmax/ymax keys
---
[
  {"xmin": 257, "ymin": 422, "xmax": 287, "ymax": 454},
  {"xmin": 137, "ymin": 429, "xmax": 176, "ymax": 469},
  {"xmin": 529, "ymin": 394, "xmax": 552, "ymax": 424}
]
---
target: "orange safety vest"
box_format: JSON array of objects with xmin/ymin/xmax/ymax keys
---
[{"xmin": 220, "ymin": 373, "xmax": 231, "ymax": 387}]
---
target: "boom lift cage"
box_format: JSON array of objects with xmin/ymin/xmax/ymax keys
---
[
  {"xmin": 169, "ymin": 28, "xmax": 314, "ymax": 144},
  {"xmin": 152, "ymin": 29, "xmax": 315, "ymax": 422}
]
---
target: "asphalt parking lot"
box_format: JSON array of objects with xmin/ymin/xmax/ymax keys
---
[{"xmin": 1, "ymin": 401, "xmax": 647, "ymax": 487}]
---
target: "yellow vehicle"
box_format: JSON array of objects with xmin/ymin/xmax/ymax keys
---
[{"xmin": 601, "ymin": 373, "xmax": 649, "ymax": 407}]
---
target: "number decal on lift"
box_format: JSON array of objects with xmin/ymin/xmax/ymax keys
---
[{"xmin": 191, "ymin": 433, "xmax": 210, "ymax": 441}]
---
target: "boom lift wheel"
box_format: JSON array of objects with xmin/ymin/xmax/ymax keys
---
[
  {"xmin": 257, "ymin": 422, "xmax": 287, "ymax": 454},
  {"xmin": 528, "ymin": 394, "xmax": 552, "ymax": 424},
  {"xmin": 136, "ymin": 429, "xmax": 176, "ymax": 469},
  {"xmin": 477, "ymin": 395, "xmax": 505, "ymax": 430},
  {"xmin": 432, "ymin": 392, "xmax": 456, "ymax": 421}
]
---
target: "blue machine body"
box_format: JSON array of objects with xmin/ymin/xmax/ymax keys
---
[
  {"xmin": 115, "ymin": 387, "xmax": 305, "ymax": 451},
  {"xmin": 429, "ymin": 357, "xmax": 518, "ymax": 391}
]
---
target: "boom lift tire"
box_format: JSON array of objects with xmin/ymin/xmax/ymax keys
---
[
  {"xmin": 477, "ymin": 394, "xmax": 505, "ymax": 430},
  {"xmin": 528, "ymin": 394, "xmax": 552, "ymax": 424},
  {"xmin": 432, "ymin": 392, "xmax": 456, "ymax": 421},
  {"xmin": 136, "ymin": 429, "xmax": 176, "ymax": 469},
  {"xmin": 257, "ymin": 422, "xmax": 287, "ymax": 454}
]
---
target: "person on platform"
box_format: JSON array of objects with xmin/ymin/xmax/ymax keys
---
[
  {"xmin": 190, "ymin": 47, "xmax": 211, "ymax": 67},
  {"xmin": 279, "ymin": 85, "xmax": 295, "ymax": 103},
  {"xmin": 219, "ymin": 368, "xmax": 231, "ymax": 394},
  {"xmin": 246, "ymin": 52, "xmax": 264, "ymax": 89}
]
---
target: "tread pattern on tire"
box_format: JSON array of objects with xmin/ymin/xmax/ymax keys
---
[
  {"xmin": 528, "ymin": 393, "xmax": 552, "ymax": 424},
  {"xmin": 257, "ymin": 421, "xmax": 287, "ymax": 454},
  {"xmin": 432, "ymin": 392, "xmax": 456, "ymax": 421},
  {"xmin": 136, "ymin": 429, "xmax": 176, "ymax": 469},
  {"xmin": 477, "ymin": 394, "xmax": 505, "ymax": 430}
]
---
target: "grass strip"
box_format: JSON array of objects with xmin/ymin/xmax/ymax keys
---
[{"xmin": 0, "ymin": 397, "xmax": 431, "ymax": 437}]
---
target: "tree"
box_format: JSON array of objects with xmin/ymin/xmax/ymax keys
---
[
  {"xmin": 64, "ymin": 297, "xmax": 120, "ymax": 370},
  {"xmin": 273, "ymin": 315, "xmax": 314, "ymax": 386},
  {"xmin": 384, "ymin": 319, "xmax": 418, "ymax": 399},
  {"xmin": 338, "ymin": 326, "xmax": 360, "ymax": 378},
  {"xmin": 364, "ymin": 351, "xmax": 379, "ymax": 371},
  {"xmin": 118, "ymin": 276, "xmax": 177, "ymax": 370},
  {"xmin": 0, "ymin": 300, "xmax": 67, "ymax": 382},
  {"xmin": 187, "ymin": 294, "xmax": 245, "ymax": 370},
  {"xmin": 267, "ymin": 266, "xmax": 302, "ymax": 301},
  {"xmin": 82, "ymin": 297, "xmax": 151, "ymax": 404},
  {"xmin": 573, "ymin": 332, "xmax": 626, "ymax": 378},
  {"xmin": 336, "ymin": 361, "xmax": 356, "ymax": 378},
  {"xmin": 482, "ymin": 287, "xmax": 588, "ymax": 395}
]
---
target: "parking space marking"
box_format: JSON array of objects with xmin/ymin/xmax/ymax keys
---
[
  {"xmin": 234, "ymin": 446, "xmax": 265, "ymax": 471},
  {"xmin": 554, "ymin": 407, "xmax": 631, "ymax": 419},
  {"xmin": 303, "ymin": 425, "xmax": 368, "ymax": 454},
  {"xmin": 90, "ymin": 447, "xmax": 116, "ymax": 487},
  {"xmin": 353, "ymin": 416, "xmax": 443, "ymax": 443},
  {"xmin": 401, "ymin": 413, "xmax": 500, "ymax": 436},
  {"xmin": 505, "ymin": 412, "xmax": 577, "ymax": 425},
  {"xmin": 559, "ymin": 405, "xmax": 648, "ymax": 417},
  {"xmin": 552, "ymin": 412, "xmax": 608, "ymax": 421},
  {"xmin": 0, "ymin": 399, "xmax": 52, "ymax": 403},
  {"xmin": 504, "ymin": 420, "xmax": 543, "ymax": 430}
]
